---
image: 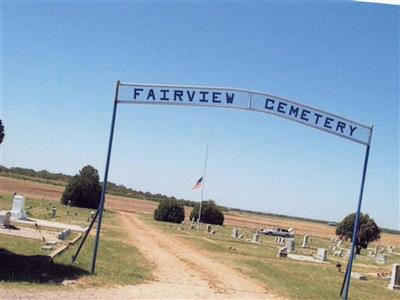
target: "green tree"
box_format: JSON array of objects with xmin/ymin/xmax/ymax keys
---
[
  {"xmin": 0, "ymin": 119, "xmax": 4, "ymax": 144},
  {"xmin": 153, "ymin": 199, "xmax": 185, "ymax": 223},
  {"xmin": 61, "ymin": 165, "xmax": 102, "ymax": 209},
  {"xmin": 190, "ymin": 200, "xmax": 224, "ymax": 225},
  {"xmin": 335, "ymin": 212, "xmax": 381, "ymax": 254}
]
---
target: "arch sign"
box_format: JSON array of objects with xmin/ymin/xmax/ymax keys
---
[
  {"xmin": 117, "ymin": 83, "xmax": 372, "ymax": 145},
  {"xmin": 74, "ymin": 81, "xmax": 373, "ymax": 300}
]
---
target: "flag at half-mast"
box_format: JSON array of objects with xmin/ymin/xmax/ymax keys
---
[{"xmin": 192, "ymin": 177, "xmax": 203, "ymax": 190}]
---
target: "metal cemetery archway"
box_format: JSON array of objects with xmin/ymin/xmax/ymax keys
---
[{"xmin": 73, "ymin": 81, "xmax": 373, "ymax": 300}]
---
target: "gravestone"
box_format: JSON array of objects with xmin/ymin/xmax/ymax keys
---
[
  {"xmin": 281, "ymin": 238, "xmax": 286, "ymax": 245},
  {"xmin": 3, "ymin": 212, "xmax": 11, "ymax": 227},
  {"xmin": 374, "ymin": 245, "xmax": 379, "ymax": 256},
  {"xmin": 285, "ymin": 238, "xmax": 295, "ymax": 253},
  {"xmin": 58, "ymin": 228, "xmax": 71, "ymax": 240},
  {"xmin": 91, "ymin": 211, "xmax": 95, "ymax": 220},
  {"xmin": 190, "ymin": 217, "xmax": 195, "ymax": 229},
  {"xmin": 41, "ymin": 245, "xmax": 53, "ymax": 251},
  {"xmin": 301, "ymin": 234, "xmax": 309, "ymax": 248},
  {"xmin": 335, "ymin": 248, "xmax": 344, "ymax": 257},
  {"xmin": 252, "ymin": 232, "xmax": 260, "ymax": 243},
  {"xmin": 274, "ymin": 236, "xmax": 278, "ymax": 242},
  {"xmin": 375, "ymin": 254, "xmax": 386, "ymax": 265},
  {"xmin": 337, "ymin": 240, "xmax": 343, "ymax": 248},
  {"xmin": 231, "ymin": 227, "xmax": 239, "ymax": 239},
  {"xmin": 333, "ymin": 248, "xmax": 342, "ymax": 257},
  {"xmin": 206, "ymin": 224, "xmax": 211, "ymax": 233},
  {"xmin": 51, "ymin": 207, "xmax": 57, "ymax": 219},
  {"xmin": 389, "ymin": 263, "xmax": 400, "ymax": 290},
  {"xmin": 315, "ymin": 248, "xmax": 328, "ymax": 261},
  {"xmin": 277, "ymin": 246, "xmax": 287, "ymax": 258},
  {"xmin": 351, "ymin": 272, "xmax": 367, "ymax": 281},
  {"xmin": 10, "ymin": 194, "xmax": 26, "ymax": 220}
]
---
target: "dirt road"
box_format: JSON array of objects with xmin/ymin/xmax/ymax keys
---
[
  {"xmin": 1, "ymin": 211, "xmax": 283, "ymax": 299},
  {"xmin": 117, "ymin": 212, "xmax": 282, "ymax": 299}
]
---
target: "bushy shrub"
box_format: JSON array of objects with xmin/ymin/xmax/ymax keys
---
[
  {"xmin": 190, "ymin": 200, "xmax": 224, "ymax": 225},
  {"xmin": 61, "ymin": 165, "xmax": 102, "ymax": 209},
  {"xmin": 153, "ymin": 199, "xmax": 185, "ymax": 223}
]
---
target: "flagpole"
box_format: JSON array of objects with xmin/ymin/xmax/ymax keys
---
[{"xmin": 197, "ymin": 144, "xmax": 209, "ymax": 228}]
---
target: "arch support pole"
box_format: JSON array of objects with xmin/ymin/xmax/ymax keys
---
[
  {"xmin": 340, "ymin": 143, "xmax": 371, "ymax": 299},
  {"xmin": 90, "ymin": 81, "xmax": 120, "ymax": 274}
]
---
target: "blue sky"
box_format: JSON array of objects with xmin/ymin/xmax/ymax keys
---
[{"xmin": 2, "ymin": 2, "xmax": 399, "ymax": 229}]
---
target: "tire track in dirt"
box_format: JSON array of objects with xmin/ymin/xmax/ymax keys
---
[{"xmin": 119, "ymin": 211, "xmax": 282, "ymax": 299}]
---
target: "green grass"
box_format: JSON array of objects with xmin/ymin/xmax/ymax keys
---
[
  {"xmin": 143, "ymin": 215, "xmax": 398, "ymax": 300},
  {"xmin": 0, "ymin": 193, "xmax": 152, "ymax": 289},
  {"xmin": 0, "ymin": 193, "xmax": 92, "ymax": 226}
]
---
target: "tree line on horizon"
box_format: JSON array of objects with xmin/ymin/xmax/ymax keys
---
[
  {"xmin": 0, "ymin": 165, "xmax": 228, "ymax": 211},
  {"xmin": 1, "ymin": 164, "xmax": 398, "ymax": 235}
]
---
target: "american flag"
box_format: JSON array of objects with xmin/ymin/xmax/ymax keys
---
[{"xmin": 192, "ymin": 177, "xmax": 203, "ymax": 189}]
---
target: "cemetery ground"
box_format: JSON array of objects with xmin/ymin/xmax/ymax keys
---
[
  {"xmin": 0, "ymin": 194, "xmax": 152, "ymax": 290},
  {"xmin": 145, "ymin": 216, "xmax": 398, "ymax": 299},
  {"xmin": 0, "ymin": 176, "xmax": 399, "ymax": 299}
]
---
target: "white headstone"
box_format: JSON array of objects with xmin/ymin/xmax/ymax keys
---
[
  {"xmin": 375, "ymin": 253, "xmax": 386, "ymax": 265},
  {"xmin": 285, "ymin": 238, "xmax": 295, "ymax": 253},
  {"xmin": 190, "ymin": 217, "xmax": 195, "ymax": 229},
  {"xmin": 315, "ymin": 248, "xmax": 328, "ymax": 261},
  {"xmin": 231, "ymin": 227, "xmax": 239, "ymax": 238},
  {"xmin": 374, "ymin": 245, "xmax": 379, "ymax": 256},
  {"xmin": 389, "ymin": 263, "xmax": 400, "ymax": 290},
  {"xmin": 11, "ymin": 195, "xmax": 26, "ymax": 220},
  {"xmin": 252, "ymin": 232, "xmax": 260, "ymax": 243},
  {"xmin": 301, "ymin": 234, "xmax": 309, "ymax": 248}
]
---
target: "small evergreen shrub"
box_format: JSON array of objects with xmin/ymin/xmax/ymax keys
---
[
  {"xmin": 153, "ymin": 199, "xmax": 185, "ymax": 223},
  {"xmin": 189, "ymin": 200, "xmax": 224, "ymax": 225}
]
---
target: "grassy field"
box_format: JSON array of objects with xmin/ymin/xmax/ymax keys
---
[
  {"xmin": 1, "ymin": 177, "xmax": 399, "ymax": 298},
  {"xmin": 0, "ymin": 193, "xmax": 152, "ymax": 289},
  {"xmin": 143, "ymin": 215, "xmax": 399, "ymax": 300}
]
